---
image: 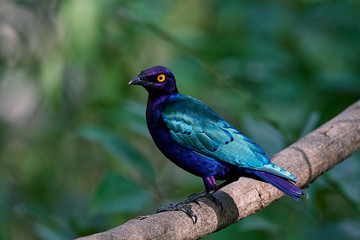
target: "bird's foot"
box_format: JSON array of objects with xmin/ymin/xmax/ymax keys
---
[
  {"xmin": 157, "ymin": 192, "xmax": 204, "ymax": 223},
  {"xmin": 157, "ymin": 202, "xmax": 198, "ymax": 224},
  {"xmin": 187, "ymin": 191, "xmax": 223, "ymax": 210},
  {"xmin": 156, "ymin": 191, "xmax": 223, "ymax": 224}
]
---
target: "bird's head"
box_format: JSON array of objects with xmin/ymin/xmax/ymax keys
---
[{"xmin": 129, "ymin": 66, "xmax": 178, "ymax": 96}]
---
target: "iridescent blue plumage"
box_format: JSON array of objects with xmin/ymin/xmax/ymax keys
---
[{"xmin": 129, "ymin": 66, "xmax": 304, "ymax": 201}]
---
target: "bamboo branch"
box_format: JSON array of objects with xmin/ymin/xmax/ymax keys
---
[{"xmin": 77, "ymin": 100, "xmax": 360, "ymax": 240}]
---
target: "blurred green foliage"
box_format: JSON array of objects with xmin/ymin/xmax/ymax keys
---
[{"xmin": 0, "ymin": 0, "xmax": 359, "ymax": 239}]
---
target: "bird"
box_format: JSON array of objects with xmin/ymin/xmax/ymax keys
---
[{"xmin": 129, "ymin": 66, "xmax": 304, "ymax": 221}]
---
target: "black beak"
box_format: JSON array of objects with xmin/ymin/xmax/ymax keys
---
[{"xmin": 128, "ymin": 76, "xmax": 143, "ymax": 85}]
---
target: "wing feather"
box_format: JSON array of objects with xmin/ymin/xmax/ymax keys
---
[
  {"xmin": 162, "ymin": 94, "xmax": 297, "ymax": 182},
  {"xmin": 162, "ymin": 95, "xmax": 269, "ymax": 168}
]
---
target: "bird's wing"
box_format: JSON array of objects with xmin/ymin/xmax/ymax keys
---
[
  {"xmin": 162, "ymin": 95, "xmax": 270, "ymax": 168},
  {"xmin": 162, "ymin": 95, "xmax": 297, "ymax": 181}
]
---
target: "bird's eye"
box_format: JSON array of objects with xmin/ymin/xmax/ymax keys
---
[{"xmin": 157, "ymin": 74, "xmax": 166, "ymax": 82}]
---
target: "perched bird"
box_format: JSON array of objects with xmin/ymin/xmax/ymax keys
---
[{"xmin": 129, "ymin": 66, "xmax": 304, "ymax": 219}]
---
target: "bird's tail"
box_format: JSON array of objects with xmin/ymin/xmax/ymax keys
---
[{"xmin": 244, "ymin": 169, "xmax": 305, "ymax": 200}]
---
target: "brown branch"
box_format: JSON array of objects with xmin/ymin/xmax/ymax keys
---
[{"xmin": 77, "ymin": 100, "xmax": 360, "ymax": 240}]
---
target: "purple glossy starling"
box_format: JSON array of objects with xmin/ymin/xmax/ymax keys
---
[{"xmin": 129, "ymin": 66, "xmax": 304, "ymax": 215}]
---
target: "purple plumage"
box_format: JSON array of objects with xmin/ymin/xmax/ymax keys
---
[
  {"xmin": 243, "ymin": 169, "xmax": 304, "ymax": 200},
  {"xmin": 129, "ymin": 66, "xmax": 305, "ymax": 210}
]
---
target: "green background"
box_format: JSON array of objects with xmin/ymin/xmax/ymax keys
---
[{"xmin": 0, "ymin": 0, "xmax": 359, "ymax": 239}]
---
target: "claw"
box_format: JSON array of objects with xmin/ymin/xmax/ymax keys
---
[
  {"xmin": 156, "ymin": 192, "xmax": 205, "ymax": 224},
  {"xmin": 180, "ymin": 205, "xmax": 197, "ymax": 224},
  {"xmin": 156, "ymin": 191, "xmax": 223, "ymax": 224},
  {"xmin": 157, "ymin": 203, "xmax": 198, "ymax": 224}
]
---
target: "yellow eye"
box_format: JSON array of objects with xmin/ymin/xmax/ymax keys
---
[{"xmin": 157, "ymin": 74, "xmax": 166, "ymax": 82}]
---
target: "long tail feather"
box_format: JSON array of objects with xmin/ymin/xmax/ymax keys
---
[{"xmin": 242, "ymin": 169, "xmax": 305, "ymax": 200}]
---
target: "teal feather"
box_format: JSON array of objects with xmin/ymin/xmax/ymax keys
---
[{"xmin": 162, "ymin": 94, "xmax": 298, "ymax": 182}]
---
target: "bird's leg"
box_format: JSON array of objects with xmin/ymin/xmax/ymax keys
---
[
  {"xmin": 202, "ymin": 176, "xmax": 223, "ymax": 211},
  {"xmin": 182, "ymin": 176, "xmax": 231, "ymax": 211},
  {"xmin": 156, "ymin": 176, "xmax": 223, "ymax": 223}
]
